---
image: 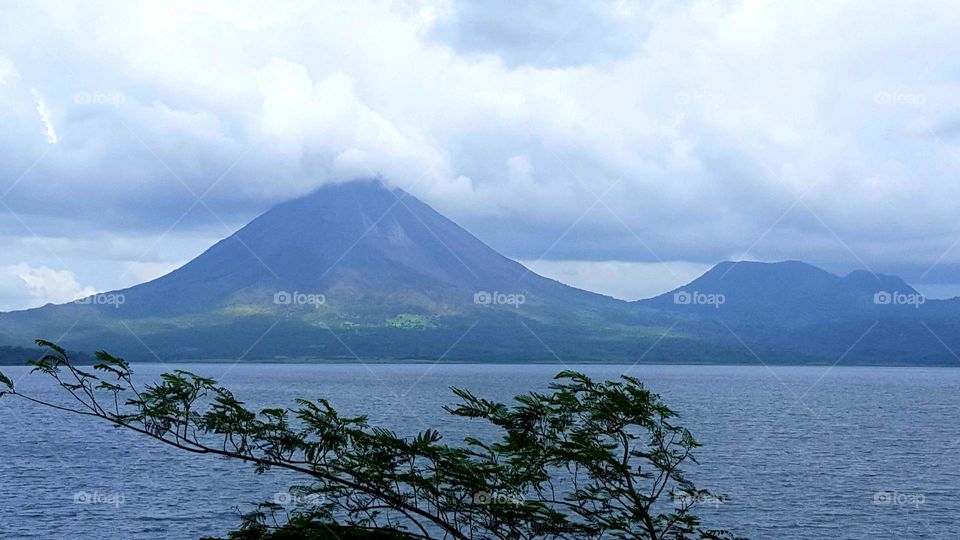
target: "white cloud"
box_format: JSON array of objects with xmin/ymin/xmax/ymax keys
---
[
  {"xmin": 0, "ymin": 264, "xmax": 94, "ymax": 311},
  {"xmin": 0, "ymin": 57, "xmax": 15, "ymax": 85},
  {"xmin": 31, "ymin": 90, "xmax": 58, "ymax": 144}
]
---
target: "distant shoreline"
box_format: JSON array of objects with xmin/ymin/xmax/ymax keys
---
[{"xmin": 3, "ymin": 359, "xmax": 957, "ymax": 368}]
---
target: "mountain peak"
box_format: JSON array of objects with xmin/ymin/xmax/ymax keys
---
[
  {"xmin": 293, "ymin": 178, "xmax": 397, "ymax": 200},
  {"xmin": 78, "ymin": 179, "xmax": 603, "ymax": 318},
  {"xmin": 709, "ymin": 259, "xmax": 826, "ymax": 272},
  {"xmin": 841, "ymin": 269, "xmax": 917, "ymax": 295},
  {"xmin": 702, "ymin": 262, "xmax": 916, "ymax": 296},
  {"xmin": 640, "ymin": 259, "xmax": 924, "ymax": 326},
  {"xmin": 693, "ymin": 260, "xmax": 837, "ymax": 289},
  {"xmin": 271, "ymin": 179, "xmax": 402, "ymax": 217}
]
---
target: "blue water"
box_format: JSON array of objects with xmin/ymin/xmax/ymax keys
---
[{"xmin": 1, "ymin": 363, "xmax": 958, "ymax": 539}]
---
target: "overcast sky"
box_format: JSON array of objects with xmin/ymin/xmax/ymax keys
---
[{"xmin": 2, "ymin": 0, "xmax": 960, "ymax": 310}]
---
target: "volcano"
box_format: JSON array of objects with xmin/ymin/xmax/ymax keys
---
[
  {"xmin": 0, "ymin": 181, "xmax": 669, "ymax": 362},
  {"xmin": 95, "ymin": 179, "xmax": 607, "ymax": 318}
]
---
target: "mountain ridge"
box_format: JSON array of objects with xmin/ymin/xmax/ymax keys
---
[
  {"xmin": 1, "ymin": 180, "xmax": 958, "ymax": 365},
  {"xmin": 638, "ymin": 259, "xmax": 927, "ymax": 326}
]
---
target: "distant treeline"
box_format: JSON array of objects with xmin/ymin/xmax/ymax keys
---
[{"xmin": 0, "ymin": 345, "xmax": 92, "ymax": 365}]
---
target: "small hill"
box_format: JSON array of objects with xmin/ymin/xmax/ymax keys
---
[{"xmin": 639, "ymin": 260, "xmax": 923, "ymax": 326}]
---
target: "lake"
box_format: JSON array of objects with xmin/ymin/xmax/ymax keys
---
[{"xmin": 1, "ymin": 363, "xmax": 957, "ymax": 539}]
